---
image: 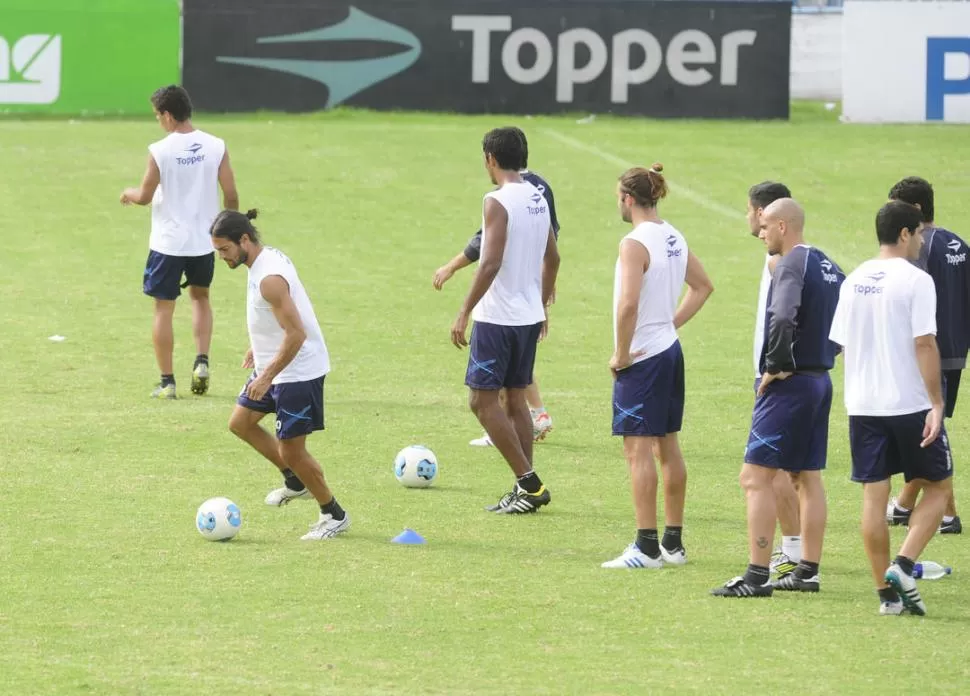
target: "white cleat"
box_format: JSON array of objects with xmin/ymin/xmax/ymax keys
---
[
  {"xmin": 885, "ymin": 563, "xmax": 926, "ymax": 616},
  {"xmin": 469, "ymin": 432, "xmax": 493, "ymax": 447},
  {"xmin": 879, "ymin": 600, "xmax": 906, "ymax": 616},
  {"xmin": 264, "ymin": 486, "xmax": 312, "ymax": 507},
  {"xmin": 886, "ymin": 497, "xmax": 898, "ymax": 523},
  {"xmin": 301, "ymin": 513, "xmax": 351, "ymax": 540},
  {"xmin": 601, "ymin": 543, "xmax": 663, "ymax": 569},
  {"xmin": 660, "ymin": 546, "xmax": 688, "ymax": 566},
  {"xmin": 533, "ymin": 412, "xmax": 553, "ymax": 441}
]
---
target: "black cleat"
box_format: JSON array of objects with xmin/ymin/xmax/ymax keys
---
[
  {"xmin": 486, "ymin": 484, "xmax": 551, "ymax": 514},
  {"xmin": 940, "ymin": 516, "xmax": 962, "ymax": 534},
  {"xmin": 772, "ymin": 573, "xmax": 820, "ymax": 593},
  {"xmin": 711, "ymin": 576, "xmax": 774, "ymax": 598}
]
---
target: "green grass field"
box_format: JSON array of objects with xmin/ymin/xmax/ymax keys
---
[{"xmin": 2, "ymin": 103, "xmax": 969, "ymax": 694}]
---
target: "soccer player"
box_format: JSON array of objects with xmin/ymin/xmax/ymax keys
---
[
  {"xmin": 121, "ymin": 85, "xmax": 239, "ymax": 399},
  {"xmin": 712, "ymin": 199, "xmax": 843, "ymax": 596},
  {"xmin": 828, "ymin": 200, "xmax": 953, "ymax": 616},
  {"xmin": 602, "ymin": 164, "xmax": 714, "ymax": 569},
  {"xmin": 210, "ymin": 210, "xmax": 349, "ymax": 541},
  {"xmin": 886, "ymin": 176, "xmax": 967, "ymax": 534},
  {"xmin": 747, "ymin": 182, "xmax": 804, "ymax": 575},
  {"xmin": 450, "ymin": 127, "xmax": 560, "ymax": 514},
  {"xmin": 434, "ymin": 127, "xmax": 559, "ymax": 446}
]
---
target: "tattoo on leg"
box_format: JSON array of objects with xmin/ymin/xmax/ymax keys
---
[{"xmin": 757, "ymin": 537, "xmax": 769, "ymax": 549}]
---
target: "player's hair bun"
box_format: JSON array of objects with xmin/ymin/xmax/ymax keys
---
[
  {"xmin": 650, "ymin": 162, "xmax": 664, "ymax": 174},
  {"xmin": 245, "ymin": 208, "xmax": 258, "ymax": 220}
]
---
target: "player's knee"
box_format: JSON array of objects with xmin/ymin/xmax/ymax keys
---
[
  {"xmin": 189, "ymin": 286, "xmax": 210, "ymax": 301},
  {"xmin": 228, "ymin": 412, "xmax": 250, "ymax": 438},
  {"xmin": 739, "ymin": 465, "xmax": 772, "ymax": 492}
]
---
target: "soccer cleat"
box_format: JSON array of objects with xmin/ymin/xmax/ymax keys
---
[
  {"xmin": 940, "ymin": 516, "xmax": 962, "ymax": 534},
  {"xmin": 469, "ymin": 432, "xmax": 493, "ymax": 447},
  {"xmin": 300, "ymin": 512, "xmax": 351, "ymax": 540},
  {"xmin": 772, "ymin": 573, "xmax": 820, "ymax": 592},
  {"xmin": 660, "ymin": 545, "xmax": 688, "ymax": 566},
  {"xmin": 879, "ymin": 600, "xmax": 906, "ymax": 616},
  {"xmin": 886, "ymin": 498, "xmax": 911, "ymax": 526},
  {"xmin": 264, "ymin": 485, "xmax": 311, "ymax": 506},
  {"xmin": 711, "ymin": 576, "xmax": 774, "ymax": 598},
  {"xmin": 602, "ymin": 543, "xmax": 663, "ymax": 569},
  {"xmin": 884, "ymin": 564, "xmax": 926, "ymax": 616},
  {"xmin": 191, "ymin": 362, "xmax": 210, "ymax": 395},
  {"xmin": 150, "ymin": 383, "xmax": 177, "ymax": 400},
  {"xmin": 770, "ymin": 550, "xmax": 798, "ymax": 577},
  {"xmin": 533, "ymin": 412, "xmax": 553, "ymax": 441},
  {"xmin": 487, "ymin": 484, "xmax": 551, "ymax": 514}
]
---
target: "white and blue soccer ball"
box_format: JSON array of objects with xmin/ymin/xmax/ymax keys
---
[
  {"xmin": 196, "ymin": 497, "xmax": 242, "ymax": 541},
  {"xmin": 394, "ymin": 445, "xmax": 438, "ymax": 488}
]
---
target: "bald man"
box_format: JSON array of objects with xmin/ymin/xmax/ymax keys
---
[{"xmin": 713, "ymin": 198, "xmax": 846, "ymax": 598}]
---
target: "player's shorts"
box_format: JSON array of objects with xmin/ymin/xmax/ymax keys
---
[
  {"xmin": 143, "ymin": 250, "xmax": 215, "ymax": 300},
  {"xmin": 745, "ymin": 372, "xmax": 832, "ymax": 472},
  {"xmin": 465, "ymin": 321, "xmax": 542, "ymax": 390},
  {"xmin": 612, "ymin": 340, "xmax": 685, "ymax": 437},
  {"xmin": 236, "ymin": 374, "xmax": 326, "ymax": 440},
  {"xmin": 943, "ymin": 369, "xmax": 962, "ymax": 419},
  {"xmin": 849, "ymin": 411, "xmax": 953, "ymax": 483}
]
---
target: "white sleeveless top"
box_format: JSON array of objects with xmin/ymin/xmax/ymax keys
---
[
  {"xmin": 148, "ymin": 129, "xmax": 225, "ymax": 257},
  {"xmin": 471, "ymin": 180, "xmax": 551, "ymax": 327},
  {"xmin": 247, "ymin": 247, "xmax": 330, "ymax": 384},
  {"xmin": 613, "ymin": 220, "xmax": 688, "ymax": 363}
]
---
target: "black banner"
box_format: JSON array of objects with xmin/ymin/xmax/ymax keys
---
[{"xmin": 183, "ymin": 0, "xmax": 791, "ymax": 118}]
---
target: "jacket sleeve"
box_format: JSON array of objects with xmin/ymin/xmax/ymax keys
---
[{"xmin": 764, "ymin": 256, "xmax": 805, "ymax": 374}]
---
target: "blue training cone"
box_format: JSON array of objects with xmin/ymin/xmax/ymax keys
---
[{"xmin": 391, "ymin": 528, "xmax": 426, "ymax": 545}]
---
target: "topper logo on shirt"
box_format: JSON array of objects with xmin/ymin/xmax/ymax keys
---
[
  {"xmin": 526, "ymin": 192, "xmax": 547, "ymax": 216},
  {"xmin": 819, "ymin": 259, "xmax": 839, "ymax": 284},
  {"xmin": 854, "ymin": 271, "xmax": 885, "ymax": 295},
  {"xmin": 666, "ymin": 234, "xmax": 682, "ymax": 258},
  {"xmin": 946, "ymin": 239, "xmax": 966, "ymax": 265},
  {"xmin": 176, "ymin": 143, "xmax": 206, "ymax": 166}
]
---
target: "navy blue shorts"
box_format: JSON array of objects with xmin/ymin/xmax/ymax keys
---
[
  {"xmin": 465, "ymin": 321, "xmax": 542, "ymax": 390},
  {"xmin": 745, "ymin": 373, "xmax": 832, "ymax": 472},
  {"xmin": 143, "ymin": 250, "xmax": 215, "ymax": 300},
  {"xmin": 849, "ymin": 412, "xmax": 953, "ymax": 483},
  {"xmin": 944, "ymin": 369, "xmax": 962, "ymax": 419},
  {"xmin": 236, "ymin": 374, "xmax": 326, "ymax": 440},
  {"xmin": 612, "ymin": 340, "xmax": 685, "ymax": 437}
]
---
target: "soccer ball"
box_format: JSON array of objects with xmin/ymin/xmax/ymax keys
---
[
  {"xmin": 394, "ymin": 445, "xmax": 438, "ymax": 488},
  {"xmin": 196, "ymin": 497, "xmax": 242, "ymax": 541}
]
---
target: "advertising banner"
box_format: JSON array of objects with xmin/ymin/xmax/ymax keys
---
[
  {"xmin": 843, "ymin": 0, "xmax": 970, "ymax": 123},
  {"xmin": 0, "ymin": 0, "xmax": 180, "ymax": 115},
  {"xmin": 184, "ymin": 0, "xmax": 791, "ymax": 118}
]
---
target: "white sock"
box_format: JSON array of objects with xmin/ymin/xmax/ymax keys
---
[
  {"xmin": 943, "ymin": 515, "xmax": 955, "ymax": 524},
  {"xmin": 782, "ymin": 536, "xmax": 802, "ymax": 562}
]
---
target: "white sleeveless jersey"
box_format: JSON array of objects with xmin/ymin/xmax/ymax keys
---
[
  {"xmin": 247, "ymin": 247, "xmax": 330, "ymax": 384},
  {"xmin": 148, "ymin": 130, "xmax": 225, "ymax": 257},
  {"xmin": 472, "ymin": 181, "xmax": 550, "ymax": 326},
  {"xmin": 613, "ymin": 220, "xmax": 689, "ymax": 363}
]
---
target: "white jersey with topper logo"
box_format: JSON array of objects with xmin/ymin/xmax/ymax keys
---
[
  {"xmin": 828, "ymin": 257, "xmax": 937, "ymax": 416},
  {"xmin": 472, "ymin": 180, "xmax": 551, "ymax": 327},
  {"xmin": 613, "ymin": 220, "xmax": 688, "ymax": 364},
  {"xmin": 247, "ymin": 247, "xmax": 330, "ymax": 385},
  {"xmin": 148, "ymin": 130, "xmax": 225, "ymax": 257}
]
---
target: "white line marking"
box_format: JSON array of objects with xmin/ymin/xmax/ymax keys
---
[{"xmin": 541, "ymin": 129, "xmax": 743, "ymax": 221}]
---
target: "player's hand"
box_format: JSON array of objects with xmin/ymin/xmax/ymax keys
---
[
  {"xmin": 757, "ymin": 371, "xmax": 792, "ymax": 397},
  {"xmin": 433, "ymin": 265, "xmax": 454, "ymax": 290},
  {"xmin": 242, "ymin": 348, "xmax": 254, "ymax": 369},
  {"xmin": 921, "ymin": 404, "xmax": 944, "ymax": 448},
  {"xmin": 451, "ymin": 311, "xmax": 470, "ymax": 348},
  {"xmin": 246, "ymin": 372, "xmax": 272, "ymax": 402},
  {"xmin": 539, "ymin": 317, "xmax": 549, "ymax": 342},
  {"xmin": 609, "ymin": 350, "xmax": 645, "ymax": 377},
  {"xmin": 119, "ymin": 190, "xmax": 133, "ymax": 205}
]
